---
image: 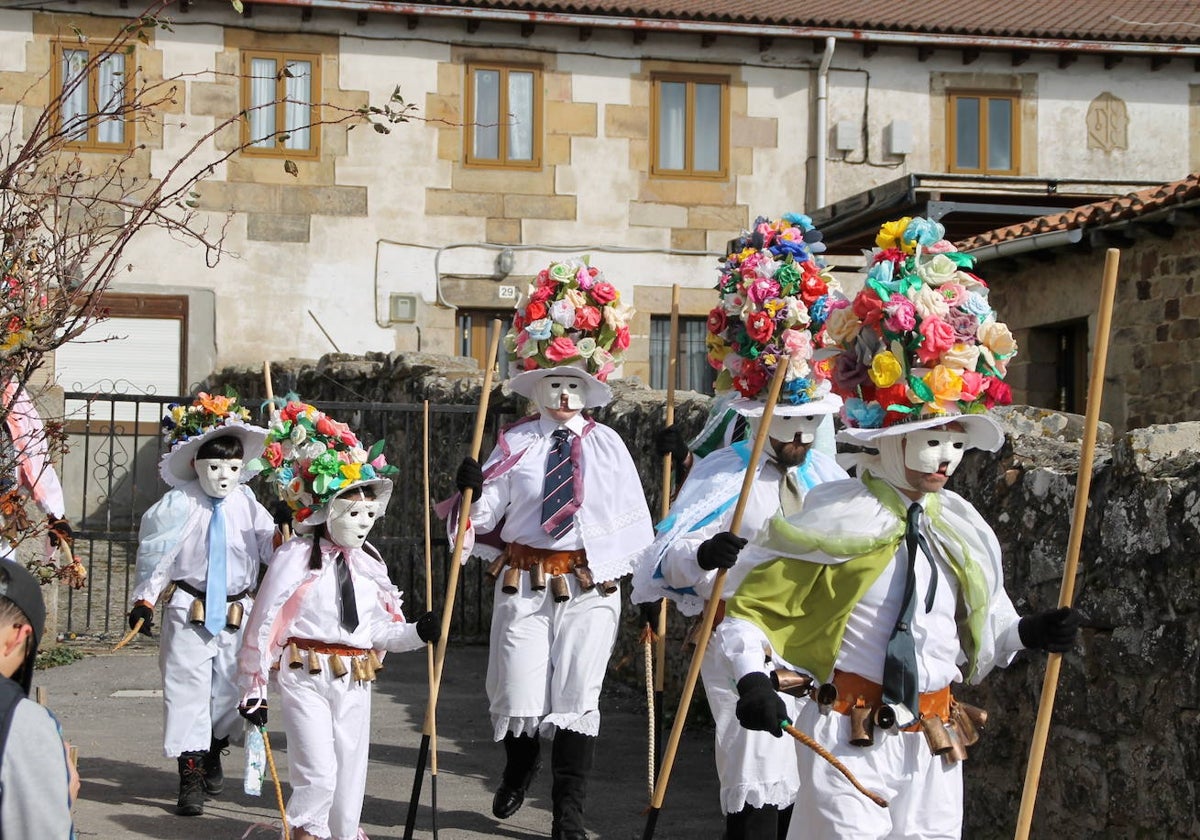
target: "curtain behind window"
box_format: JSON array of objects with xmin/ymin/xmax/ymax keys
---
[
  {"xmin": 248, "ymin": 57, "xmax": 277, "ymax": 147},
  {"xmin": 284, "ymin": 60, "xmax": 312, "ymax": 150}
]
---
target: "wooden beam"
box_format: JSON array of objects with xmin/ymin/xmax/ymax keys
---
[
  {"xmin": 578, "ymin": 26, "xmax": 592, "ymax": 41},
  {"xmin": 759, "ymin": 36, "xmax": 774, "ymax": 53},
  {"xmin": 1058, "ymin": 53, "xmax": 1077, "ymax": 69},
  {"xmin": 1150, "ymin": 54, "xmax": 1170, "ymax": 71},
  {"xmin": 918, "ymin": 46, "xmax": 934, "ymax": 62},
  {"xmin": 1103, "ymin": 54, "xmax": 1123, "ymax": 70},
  {"xmin": 300, "ymin": 6, "xmax": 312, "ymax": 21},
  {"xmin": 862, "ymin": 42, "xmax": 878, "ymax": 59},
  {"xmin": 1011, "ymin": 50, "xmax": 1030, "ymax": 66},
  {"xmin": 962, "ymin": 47, "xmax": 981, "ymax": 65},
  {"xmin": 632, "ymin": 29, "xmax": 647, "ymax": 45},
  {"xmin": 520, "ymin": 21, "xmax": 535, "ymax": 37},
  {"xmin": 356, "ymin": 11, "xmax": 367, "ymax": 25},
  {"xmin": 466, "ymin": 19, "xmax": 480, "ymax": 34},
  {"xmin": 406, "ymin": 15, "xmax": 418, "ymax": 29},
  {"xmin": 700, "ymin": 33, "xmax": 717, "ymax": 48}
]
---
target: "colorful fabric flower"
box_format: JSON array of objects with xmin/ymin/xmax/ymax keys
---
[{"xmin": 829, "ymin": 215, "xmax": 1017, "ymax": 427}]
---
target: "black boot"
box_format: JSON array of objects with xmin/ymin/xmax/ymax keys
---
[
  {"xmin": 724, "ymin": 804, "xmax": 782, "ymax": 840},
  {"xmin": 492, "ymin": 733, "xmax": 541, "ymax": 819},
  {"xmin": 778, "ymin": 803, "xmax": 793, "ymax": 840},
  {"xmin": 176, "ymin": 752, "xmax": 206, "ymax": 816},
  {"xmin": 550, "ymin": 730, "xmax": 595, "ymax": 840},
  {"xmin": 202, "ymin": 736, "xmax": 229, "ymax": 796}
]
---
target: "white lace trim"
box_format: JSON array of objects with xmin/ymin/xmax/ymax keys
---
[
  {"xmin": 720, "ymin": 778, "xmax": 801, "ymax": 815},
  {"xmin": 491, "ymin": 715, "xmax": 543, "ymax": 741},
  {"xmin": 539, "ymin": 710, "xmax": 601, "ymax": 738}
]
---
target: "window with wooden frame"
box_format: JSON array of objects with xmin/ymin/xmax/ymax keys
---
[
  {"xmin": 948, "ymin": 90, "xmax": 1019, "ymax": 175},
  {"xmin": 51, "ymin": 40, "xmax": 133, "ymax": 151},
  {"xmin": 457, "ymin": 309, "xmax": 512, "ymax": 379},
  {"xmin": 651, "ymin": 74, "xmax": 729, "ymax": 179},
  {"xmin": 240, "ymin": 49, "xmax": 321, "ymax": 158},
  {"xmin": 464, "ymin": 63, "xmax": 542, "ymax": 168},
  {"xmin": 650, "ymin": 315, "xmax": 716, "ymax": 395}
]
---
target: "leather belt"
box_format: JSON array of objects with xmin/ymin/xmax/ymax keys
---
[
  {"xmin": 504, "ymin": 543, "xmax": 588, "ymax": 577},
  {"xmin": 287, "ymin": 637, "xmax": 369, "ymax": 657},
  {"xmin": 830, "ymin": 669, "xmax": 952, "ymax": 728},
  {"xmin": 172, "ymin": 579, "xmax": 252, "ymax": 602}
]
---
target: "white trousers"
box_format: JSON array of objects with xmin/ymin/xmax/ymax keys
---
[
  {"xmin": 159, "ymin": 598, "xmax": 246, "ymax": 756},
  {"xmin": 701, "ymin": 642, "xmax": 799, "ymax": 815},
  {"xmin": 486, "ymin": 572, "xmax": 620, "ymax": 740},
  {"xmin": 786, "ymin": 700, "xmax": 964, "ymax": 840},
  {"xmin": 278, "ymin": 662, "xmax": 373, "ymax": 840}
]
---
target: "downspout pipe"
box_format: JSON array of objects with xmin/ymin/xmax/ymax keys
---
[{"xmin": 814, "ymin": 36, "xmax": 836, "ymax": 209}]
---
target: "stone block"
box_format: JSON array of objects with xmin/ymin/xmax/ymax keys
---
[
  {"xmin": 247, "ymin": 213, "xmax": 310, "ymax": 243},
  {"xmin": 670, "ymin": 228, "xmax": 706, "ymax": 251},
  {"xmin": 425, "ymin": 189, "xmax": 503, "ymax": 218},
  {"xmin": 189, "ymin": 81, "xmax": 239, "ymax": 117},
  {"xmin": 437, "ymin": 126, "xmax": 462, "ymax": 161},
  {"xmin": 1114, "ymin": 421, "xmax": 1200, "ymax": 473},
  {"xmin": 688, "ymin": 205, "xmax": 746, "ymax": 231},
  {"xmin": 546, "ymin": 100, "xmax": 596, "ymax": 136},
  {"xmin": 196, "ymin": 181, "xmax": 282, "ymax": 213},
  {"xmin": 485, "ymin": 217, "xmax": 521, "ymax": 244},
  {"xmin": 285, "ymin": 185, "xmax": 368, "ymax": 216},
  {"xmin": 451, "ymin": 165, "xmax": 555, "ymax": 196},
  {"xmin": 640, "ymin": 178, "xmax": 736, "ymax": 207},
  {"xmin": 605, "ymin": 104, "xmax": 647, "ymax": 139},
  {"xmin": 629, "ymin": 202, "xmax": 688, "ymax": 229},
  {"xmin": 425, "ymin": 94, "xmax": 461, "ymax": 125},
  {"xmin": 730, "ymin": 146, "xmax": 754, "ymax": 176},
  {"xmin": 503, "ymin": 193, "xmax": 576, "ymax": 221},
  {"xmin": 543, "ymin": 134, "xmax": 571, "ymax": 166},
  {"xmin": 1168, "ymin": 318, "xmax": 1200, "ymax": 341},
  {"xmin": 731, "ymin": 115, "xmax": 777, "ymax": 149}
]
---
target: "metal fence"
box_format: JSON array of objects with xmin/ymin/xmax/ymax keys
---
[{"xmin": 59, "ymin": 391, "xmax": 515, "ymax": 643}]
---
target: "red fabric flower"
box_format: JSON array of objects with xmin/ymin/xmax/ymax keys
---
[
  {"xmin": 745, "ymin": 310, "xmax": 775, "ymax": 343},
  {"xmin": 590, "ymin": 281, "xmax": 618, "ymax": 305},
  {"xmin": 916, "ymin": 317, "xmax": 955, "ymax": 365},
  {"xmin": 707, "ymin": 306, "xmax": 727, "ymax": 335},
  {"xmin": 574, "ymin": 305, "xmax": 601, "ymax": 331},
  {"xmin": 614, "ymin": 326, "xmax": 631, "ymax": 351},
  {"xmin": 526, "ymin": 301, "xmax": 548, "ymax": 322},
  {"xmin": 523, "ymin": 357, "xmax": 540, "ymax": 371},
  {"xmin": 852, "ymin": 290, "xmax": 885, "ymax": 327},
  {"xmin": 872, "ymin": 248, "xmax": 905, "ymax": 266},
  {"xmin": 733, "ymin": 359, "xmax": 768, "ymax": 398},
  {"xmin": 875, "ymin": 382, "xmax": 913, "ymax": 424},
  {"xmin": 799, "ymin": 263, "xmax": 828, "ymax": 306},
  {"xmin": 530, "ymin": 285, "xmax": 554, "ymax": 304},
  {"xmin": 982, "ymin": 377, "xmax": 1012, "ymax": 408}
]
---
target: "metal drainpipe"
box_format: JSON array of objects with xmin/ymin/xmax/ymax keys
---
[{"xmin": 814, "ymin": 36, "xmax": 836, "ymax": 209}]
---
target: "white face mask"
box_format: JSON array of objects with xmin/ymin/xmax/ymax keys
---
[
  {"xmin": 535, "ymin": 375, "xmax": 585, "ymax": 414},
  {"xmin": 749, "ymin": 412, "xmax": 825, "ymax": 445},
  {"xmin": 194, "ymin": 458, "xmax": 243, "ymax": 500},
  {"xmin": 902, "ymin": 429, "xmax": 969, "ymax": 476},
  {"xmin": 326, "ymin": 497, "xmax": 381, "ymax": 549}
]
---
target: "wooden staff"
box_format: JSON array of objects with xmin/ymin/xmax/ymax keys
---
[
  {"xmin": 404, "ymin": 320, "xmax": 502, "ymax": 840},
  {"xmin": 642, "ymin": 358, "xmax": 790, "ymax": 840},
  {"xmin": 645, "ymin": 284, "xmax": 680, "ymax": 792},
  {"xmin": 403, "ymin": 401, "xmax": 441, "ymax": 839},
  {"xmin": 262, "ymin": 728, "xmax": 290, "ymax": 835},
  {"xmin": 1013, "ymin": 248, "xmax": 1120, "ymax": 840}
]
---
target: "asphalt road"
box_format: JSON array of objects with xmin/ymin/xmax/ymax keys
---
[{"xmin": 36, "ymin": 642, "xmax": 722, "ymax": 839}]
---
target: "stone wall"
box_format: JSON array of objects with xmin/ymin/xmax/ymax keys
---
[{"xmin": 212, "ymin": 353, "xmax": 1200, "ymax": 838}]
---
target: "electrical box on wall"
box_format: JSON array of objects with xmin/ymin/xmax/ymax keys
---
[
  {"xmin": 834, "ymin": 121, "xmax": 858, "ymax": 152},
  {"xmin": 886, "ymin": 120, "xmax": 913, "ymax": 156},
  {"xmin": 389, "ymin": 293, "xmax": 417, "ymax": 323}
]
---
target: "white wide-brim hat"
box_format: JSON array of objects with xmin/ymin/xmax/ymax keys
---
[
  {"xmin": 730, "ymin": 389, "xmax": 843, "ymax": 418},
  {"xmin": 505, "ymin": 364, "xmax": 613, "ymax": 409},
  {"xmin": 159, "ymin": 420, "xmax": 269, "ymax": 488},
  {"xmin": 836, "ymin": 412, "xmax": 1004, "ymax": 453},
  {"xmin": 298, "ymin": 477, "xmax": 394, "ymax": 529}
]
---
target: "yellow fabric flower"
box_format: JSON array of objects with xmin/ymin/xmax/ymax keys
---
[
  {"xmin": 869, "ymin": 350, "xmax": 903, "ymax": 388},
  {"xmin": 924, "ymin": 365, "xmax": 964, "ymax": 403},
  {"xmin": 876, "ymin": 216, "xmax": 913, "ymax": 252},
  {"xmin": 706, "ymin": 333, "xmax": 731, "ymax": 364},
  {"xmin": 340, "ymin": 462, "xmax": 363, "ymax": 483},
  {"xmin": 198, "ymin": 392, "xmax": 233, "ymax": 415}
]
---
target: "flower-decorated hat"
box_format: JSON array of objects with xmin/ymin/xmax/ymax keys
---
[
  {"xmin": 159, "ymin": 391, "xmax": 268, "ymax": 487},
  {"xmin": 706, "ymin": 213, "xmax": 846, "ymax": 418},
  {"xmin": 246, "ymin": 401, "xmax": 398, "ymax": 527},
  {"xmin": 503, "ymin": 256, "xmax": 632, "ymax": 408},
  {"xmin": 827, "ymin": 215, "xmax": 1015, "ymax": 450}
]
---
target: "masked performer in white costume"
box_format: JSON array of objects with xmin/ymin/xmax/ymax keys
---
[
  {"xmin": 238, "ymin": 401, "xmax": 438, "ymax": 840},
  {"xmin": 129, "ymin": 392, "xmax": 277, "ymax": 816},
  {"xmin": 442, "ymin": 257, "xmax": 654, "ymax": 840}
]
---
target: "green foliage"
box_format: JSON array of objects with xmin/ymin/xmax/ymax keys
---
[{"xmin": 34, "ymin": 645, "xmax": 85, "ymax": 670}]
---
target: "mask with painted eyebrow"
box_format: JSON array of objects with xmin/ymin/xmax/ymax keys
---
[
  {"xmin": 535, "ymin": 375, "xmax": 584, "ymax": 412},
  {"xmin": 902, "ymin": 429, "xmax": 969, "ymax": 475}
]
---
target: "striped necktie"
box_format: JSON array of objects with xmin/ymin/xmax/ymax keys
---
[
  {"xmin": 540, "ymin": 428, "xmax": 576, "ymax": 538},
  {"xmin": 203, "ymin": 497, "xmax": 227, "ymax": 636}
]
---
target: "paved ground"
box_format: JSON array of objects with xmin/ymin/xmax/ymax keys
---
[{"xmin": 37, "ymin": 642, "xmax": 721, "ymax": 839}]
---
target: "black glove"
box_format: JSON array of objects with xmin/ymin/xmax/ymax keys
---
[
  {"xmin": 455, "ymin": 457, "xmax": 484, "ymax": 497},
  {"xmin": 47, "ymin": 515, "xmax": 73, "ymax": 547},
  {"xmin": 128, "ymin": 603, "xmax": 154, "ymax": 636},
  {"xmin": 638, "ymin": 600, "xmax": 664, "ymax": 632},
  {"xmin": 735, "ymin": 672, "xmax": 788, "ymax": 737},
  {"xmin": 696, "ymin": 531, "xmax": 747, "ymax": 571},
  {"xmin": 654, "ymin": 426, "xmax": 691, "ymax": 464},
  {"xmin": 271, "ymin": 500, "xmax": 293, "ymax": 527},
  {"xmin": 239, "ymin": 700, "xmax": 269, "ymax": 727},
  {"xmin": 1018, "ymin": 606, "xmax": 1082, "ymax": 653},
  {"xmin": 415, "ymin": 611, "xmax": 441, "ymax": 644}
]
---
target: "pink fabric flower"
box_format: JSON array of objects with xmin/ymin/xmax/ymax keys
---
[
  {"xmin": 745, "ymin": 275, "xmax": 780, "ymax": 305},
  {"xmin": 959, "ymin": 370, "xmax": 985, "ymax": 402},
  {"xmin": 780, "ymin": 328, "xmax": 812, "ymax": 359},
  {"xmin": 544, "ymin": 337, "xmax": 579, "ymax": 362},
  {"xmin": 882, "ymin": 294, "xmax": 916, "ymax": 333},
  {"xmin": 917, "ymin": 317, "xmax": 956, "ymax": 365},
  {"xmin": 614, "ymin": 326, "xmax": 630, "ymax": 351},
  {"xmin": 590, "ymin": 282, "xmax": 617, "ymax": 305}
]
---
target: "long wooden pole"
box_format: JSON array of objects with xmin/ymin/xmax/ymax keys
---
[
  {"xmin": 648, "ymin": 285, "xmax": 680, "ymax": 788},
  {"xmin": 1013, "ymin": 248, "xmax": 1120, "ymax": 840},
  {"xmin": 405, "ymin": 320, "xmax": 502, "ymax": 840},
  {"xmin": 642, "ymin": 358, "xmax": 791, "ymax": 840}
]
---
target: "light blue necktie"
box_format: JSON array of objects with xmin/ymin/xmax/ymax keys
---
[{"xmin": 204, "ymin": 497, "xmax": 227, "ymax": 636}]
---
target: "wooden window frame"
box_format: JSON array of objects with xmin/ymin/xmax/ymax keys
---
[
  {"xmin": 463, "ymin": 62, "xmax": 543, "ymax": 169},
  {"xmin": 650, "ymin": 73, "xmax": 730, "ymax": 180},
  {"xmin": 50, "ymin": 39, "xmax": 135, "ymax": 152},
  {"xmin": 239, "ymin": 48, "xmax": 322, "ymax": 160},
  {"xmin": 947, "ymin": 89, "xmax": 1020, "ymax": 175},
  {"xmin": 650, "ymin": 314, "xmax": 717, "ymax": 396}
]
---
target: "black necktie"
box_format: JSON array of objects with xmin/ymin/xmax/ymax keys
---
[
  {"xmin": 335, "ymin": 552, "xmax": 359, "ymax": 632},
  {"xmin": 882, "ymin": 503, "xmax": 924, "ymax": 725},
  {"xmin": 540, "ymin": 428, "xmax": 576, "ymax": 538}
]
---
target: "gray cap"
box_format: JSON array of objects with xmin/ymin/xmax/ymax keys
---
[{"xmin": 0, "ymin": 558, "xmax": 45, "ymax": 695}]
